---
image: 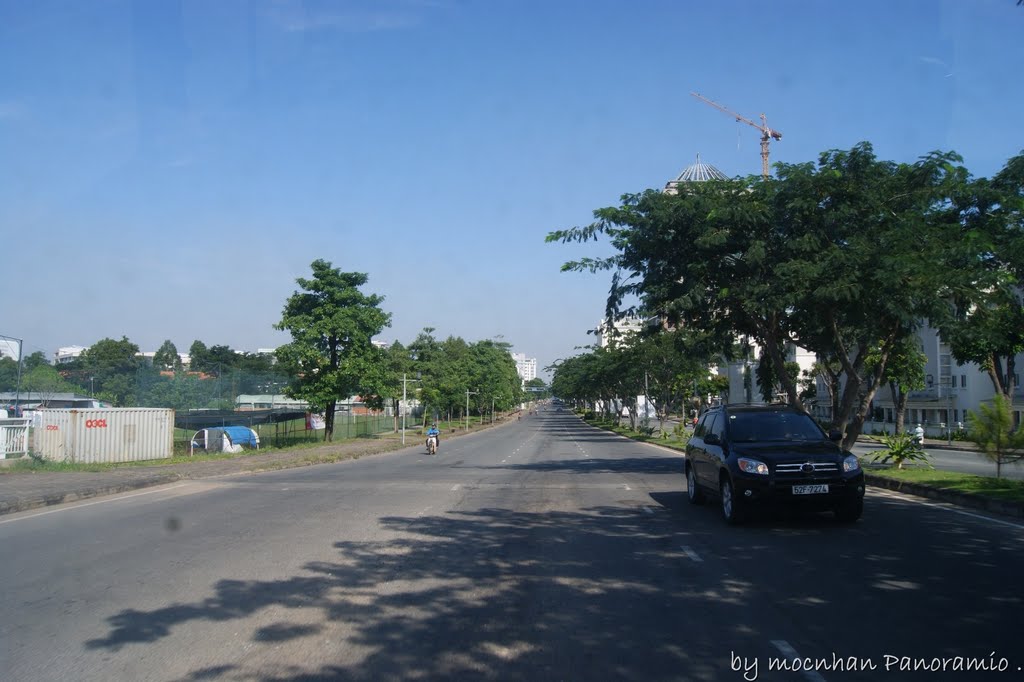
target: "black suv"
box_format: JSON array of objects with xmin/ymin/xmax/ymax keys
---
[{"xmin": 685, "ymin": 404, "xmax": 865, "ymax": 524}]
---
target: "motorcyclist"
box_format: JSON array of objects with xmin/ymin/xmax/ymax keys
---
[
  {"xmin": 426, "ymin": 423, "xmax": 441, "ymax": 451},
  {"xmin": 913, "ymin": 424, "xmax": 925, "ymax": 446}
]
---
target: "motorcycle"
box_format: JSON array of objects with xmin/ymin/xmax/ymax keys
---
[{"xmin": 426, "ymin": 434, "xmax": 438, "ymax": 455}]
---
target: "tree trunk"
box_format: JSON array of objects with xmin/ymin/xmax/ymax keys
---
[
  {"xmin": 842, "ymin": 356, "xmax": 889, "ymax": 450},
  {"xmin": 763, "ymin": 334, "xmax": 801, "ymax": 409},
  {"xmin": 324, "ymin": 399, "xmax": 336, "ymax": 442},
  {"xmin": 894, "ymin": 384, "xmax": 909, "ymax": 435},
  {"xmin": 1006, "ymin": 355, "xmax": 1016, "ymax": 398},
  {"xmin": 987, "ymin": 354, "xmax": 1006, "ymax": 396}
]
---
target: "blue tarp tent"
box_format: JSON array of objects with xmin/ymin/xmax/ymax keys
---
[
  {"xmin": 221, "ymin": 425, "xmax": 259, "ymax": 448},
  {"xmin": 190, "ymin": 426, "xmax": 260, "ymax": 455}
]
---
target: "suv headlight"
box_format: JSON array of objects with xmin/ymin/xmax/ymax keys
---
[
  {"xmin": 737, "ymin": 457, "xmax": 769, "ymax": 475},
  {"xmin": 843, "ymin": 455, "xmax": 861, "ymax": 472}
]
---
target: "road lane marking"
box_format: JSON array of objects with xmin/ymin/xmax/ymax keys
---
[
  {"xmin": 0, "ymin": 483, "xmax": 190, "ymax": 525},
  {"xmin": 770, "ymin": 640, "xmax": 827, "ymax": 681},
  {"xmin": 869, "ymin": 488, "xmax": 1024, "ymax": 532},
  {"xmin": 681, "ymin": 546, "xmax": 703, "ymax": 562}
]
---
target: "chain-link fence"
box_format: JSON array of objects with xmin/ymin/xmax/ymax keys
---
[
  {"xmin": 134, "ymin": 368, "xmax": 291, "ymax": 411},
  {"xmin": 173, "ymin": 412, "xmax": 395, "ymax": 454}
]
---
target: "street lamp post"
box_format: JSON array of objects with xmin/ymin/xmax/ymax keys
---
[
  {"xmin": 465, "ymin": 389, "xmax": 479, "ymax": 431},
  {"xmin": 401, "ymin": 374, "xmax": 421, "ymax": 445},
  {"xmin": 491, "ymin": 395, "xmax": 496, "ymax": 424}
]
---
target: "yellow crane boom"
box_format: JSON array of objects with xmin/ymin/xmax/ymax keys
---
[{"xmin": 690, "ymin": 91, "xmax": 782, "ymax": 178}]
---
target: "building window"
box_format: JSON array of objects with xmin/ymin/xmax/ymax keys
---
[{"xmin": 961, "ymin": 375, "xmax": 966, "ymax": 388}]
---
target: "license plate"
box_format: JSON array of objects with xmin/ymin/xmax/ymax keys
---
[{"xmin": 793, "ymin": 484, "xmax": 829, "ymax": 495}]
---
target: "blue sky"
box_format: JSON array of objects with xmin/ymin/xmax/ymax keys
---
[{"xmin": 2, "ymin": 0, "xmax": 1021, "ymax": 377}]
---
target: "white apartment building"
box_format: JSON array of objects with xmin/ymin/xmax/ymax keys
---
[
  {"xmin": 594, "ymin": 317, "xmax": 646, "ymax": 348},
  {"xmin": 511, "ymin": 353, "xmax": 537, "ymax": 383},
  {"xmin": 54, "ymin": 346, "xmax": 88, "ymax": 364},
  {"xmin": 859, "ymin": 322, "xmax": 1024, "ymax": 436}
]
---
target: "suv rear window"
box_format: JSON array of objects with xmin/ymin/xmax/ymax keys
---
[{"xmin": 727, "ymin": 411, "xmax": 825, "ymax": 443}]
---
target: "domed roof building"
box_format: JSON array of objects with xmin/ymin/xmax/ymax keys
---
[{"xmin": 663, "ymin": 154, "xmax": 728, "ymax": 194}]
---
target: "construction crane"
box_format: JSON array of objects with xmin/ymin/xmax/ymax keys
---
[{"xmin": 690, "ymin": 92, "xmax": 782, "ymax": 179}]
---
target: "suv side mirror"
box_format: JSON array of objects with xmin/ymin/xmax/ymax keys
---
[
  {"xmin": 828, "ymin": 429, "xmax": 843, "ymax": 442},
  {"xmin": 704, "ymin": 433, "xmax": 722, "ymax": 446}
]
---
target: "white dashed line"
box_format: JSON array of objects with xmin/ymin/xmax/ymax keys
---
[
  {"xmin": 681, "ymin": 546, "xmax": 703, "ymax": 562},
  {"xmin": 870, "ymin": 488, "xmax": 1024, "ymax": 531}
]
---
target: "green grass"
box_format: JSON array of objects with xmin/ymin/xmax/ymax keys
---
[
  {"xmin": 868, "ymin": 467, "xmax": 1024, "ymax": 503},
  {"xmin": 582, "ymin": 414, "xmax": 690, "ymax": 451}
]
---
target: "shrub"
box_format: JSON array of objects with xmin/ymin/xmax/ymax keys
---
[{"xmin": 871, "ymin": 431, "xmax": 931, "ymax": 469}]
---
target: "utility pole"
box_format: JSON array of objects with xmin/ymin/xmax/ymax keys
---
[
  {"xmin": 465, "ymin": 389, "xmax": 479, "ymax": 432},
  {"xmin": 401, "ymin": 374, "xmax": 421, "ymax": 445}
]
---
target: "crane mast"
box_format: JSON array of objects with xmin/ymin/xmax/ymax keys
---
[{"xmin": 690, "ymin": 92, "xmax": 782, "ymax": 179}]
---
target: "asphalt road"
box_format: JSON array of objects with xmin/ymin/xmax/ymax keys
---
[{"xmin": 2, "ymin": 411, "xmax": 1022, "ymax": 681}]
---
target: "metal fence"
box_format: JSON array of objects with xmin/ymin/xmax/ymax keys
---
[
  {"xmin": 1, "ymin": 417, "xmax": 31, "ymax": 459},
  {"xmin": 173, "ymin": 413, "xmax": 394, "ymax": 453}
]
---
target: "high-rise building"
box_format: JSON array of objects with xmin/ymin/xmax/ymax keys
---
[{"xmin": 511, "ymin": 352, "xmax": 537, "ymax": 382}]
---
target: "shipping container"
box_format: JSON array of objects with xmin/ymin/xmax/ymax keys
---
[{"xmin": 34, "ymin": 408, "xmax": 174, "ymax": 463}]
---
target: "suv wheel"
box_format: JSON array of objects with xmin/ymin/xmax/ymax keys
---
[
  {"xmin": 720, "ymin": 476, "xmax": 745, "ymax": 525},
  {"xmin": 834, "ymin": 498, "xmax": 863, "ymax": 523},
  {"xmin": 686, "ymin": 464, "xmax": 705, "ymax": 505}
]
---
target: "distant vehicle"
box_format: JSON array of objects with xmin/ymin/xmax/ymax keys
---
[{"xmin": 684, "ymin": 404, "xmax": 865, "ymax": 524}]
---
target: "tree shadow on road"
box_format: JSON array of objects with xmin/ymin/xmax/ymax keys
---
[
  {"xmin": 84, "ymin": 503, "xmax": 749, "ymax": 681},
  {"xmin": 83, "ymin": 491, "xmax": 1023, "ymax": 681}
]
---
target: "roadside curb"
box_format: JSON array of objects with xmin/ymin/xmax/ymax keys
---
[
  {"xmin": 0, "ymin": 474, "xmax": 184, "ymax": 517},
  {"xmin": 865, "ymin": 473, "xmax": 1024, "ymax": 520}
]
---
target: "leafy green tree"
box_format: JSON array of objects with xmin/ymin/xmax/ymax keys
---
[
  {"xmin": 188, "ymin": 340, "xmax": 209, "ymax": 373},
  {"xmin": 78, "ymin": 337, "xmax": 142, "ymax": 406},
  {"xmin": 274, "ymin": 260, "xmax": 391, "ymax": 442},
  {"xmin": 139, "ymin": 374, "xmax": 212, "ymax": 411},
  {"xmin": 967, "ymin": 394, "xmax": 1024, "ymax": 478},
  {"xmin": 469, "ymin": 340, "xmax": 524, "ymax": 417},
  {"xmin": 0, "ymin": 356, "xmax": 18, "ymax": 392},
  {"xmin": 524, "ymin": 377, "xmax": 549, "ymax": 400},
  {"xmin": 197, "ymin": 345, "xmax": 240, "ymax": 377},
  {"xmin": 872, "ymin": 337, "xmax": 927, "ymax": 434},
  {"xmin": 152, "ymin": 340, "xmax": 182, "ymax": 371},
  {"xmin": 368, "ymin": 341, "xmax": 415, "ymax": 432},
  {"xmin": 20, "ymin": 364, "xmax": 77, "ymax": 404},
  {"xmin": 23, "ymin": 351, "xmax": 49, "ymax": 371},
  {"xmin": 936, "ymin": 151, "xmax": 1024, "ymax": 398},
  {"xmin": 550, "ymin": 142, "xmax": 967, "ymax": 449}
]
